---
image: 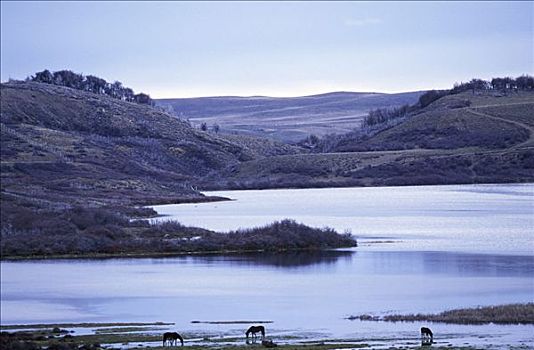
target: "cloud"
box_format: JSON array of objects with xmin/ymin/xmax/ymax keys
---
[{"xmin": 344, "ymin": 18, "xmax": 383, "ymax": 27}]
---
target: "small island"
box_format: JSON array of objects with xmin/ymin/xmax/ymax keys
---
[{"xmin": 1, "ymin": 215, "xmax": 356, "ymax": 259}]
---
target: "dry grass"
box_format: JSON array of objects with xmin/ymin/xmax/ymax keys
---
[
  {"xmin": 474, "ymin": 103, "xmax": 534, "ymax": 127},
  {"xmin": 350, "ymin": 303, "xmax": 534, "ymax": 325}
]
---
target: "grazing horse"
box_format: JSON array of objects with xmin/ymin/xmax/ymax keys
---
[
  {"xmin": 246, "ymin": 325, "xmax": 265, "ymax": 340},
  {"xmin": 163, "ymin": 332, "xmax": 184, "ymax": 347},
  {"xmin": 420, "ymin": 327, "xmax": 433, "ymax": 345}
]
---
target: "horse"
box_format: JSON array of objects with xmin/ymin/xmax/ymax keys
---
[
  {"xmin": 245, "ymin": 325, "xmax": 265, "ymax": 340},
  {"xmin": 420, "ymin": 327, "xmax": 433, "ymax": 345},
  {"xmin": 163, "ymin": 332, "xmax": 184, "ymax": 347}
]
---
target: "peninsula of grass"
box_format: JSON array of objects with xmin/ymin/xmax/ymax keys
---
[
  {"xmin": 1, "ymin": 218, "xmax": 356, "ymax": 260},
  {"xmin": 348, "ymin": 303, "xmax": 534, "ymax": 324}
]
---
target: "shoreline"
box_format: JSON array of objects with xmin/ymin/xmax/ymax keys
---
[
  {"xmin": 196, "ymin": 180, "xmax": 534, "ymax": 194},
  {"xmin": 3, "ymin": 182, "xmax": 532, "ymax": 261},
  {"xmin": 1, "ymin": 317, "xmax": 533, "ymax": 350},
  {"xmin": 0, "ymin": 247, "xmax": 352, "ymax": 262},
  {"xmin": 4, "ymin": 304, "xmax": 533, "ymax": 330}
]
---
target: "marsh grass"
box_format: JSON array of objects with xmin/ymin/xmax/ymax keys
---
[{"xmin": 349, "ymin": 303, "xmax": 534, "ymax": 324}]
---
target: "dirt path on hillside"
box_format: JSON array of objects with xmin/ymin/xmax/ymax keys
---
[{"xmin": 466, "ymin": 108, "xmax": 534, "ymax": 149}]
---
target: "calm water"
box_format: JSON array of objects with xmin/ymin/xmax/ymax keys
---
[
  {"xmin": 1, "ymin": 184, "xmax": 533, "ymax": 347},
  {"xmin": 152, "ymin": 183, "xmax": 534, "ymax": 254}
]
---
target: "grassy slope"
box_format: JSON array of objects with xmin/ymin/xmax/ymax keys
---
[
  {"xmin": 0, "ymin": 81, "xmax": 275, "ymax": 208},
  {"xmin": 336, "ymin": 92, "xmax": 534, "ymax": 152},
  {"xmin": 205, "ymin": 91, "xmax": 534, "ymax": 189},
  {"xmin": 157, "ymin": 91, "xmax": 423, "ymax": 143}
]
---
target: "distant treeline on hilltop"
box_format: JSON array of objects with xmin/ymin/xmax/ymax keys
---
[
  {"xmin": 27, "ymin": 69, "xmax": 155, "ymax": 106},
  {"xmin": 418, "ymin": 75, "xmax": 534, "ymax": 108},
  {"xmin": 361, "ymin": 75, "xmax": 534, "ymax": 128}
]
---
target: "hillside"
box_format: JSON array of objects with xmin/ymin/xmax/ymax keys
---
[
  {"xmin": 156, "ymin": 91, "xmax": 423, "ymax": 143},
  {"xmin": 202, "ymin": 91, "xmax": 534, "ymax": 189},
  {"xmin": 331, "ymin": 91, "xmax": 534, "ymax": 152},
  {"xmin": 0, "ymin": 81, "xmax": 275, "ymax": 209}
]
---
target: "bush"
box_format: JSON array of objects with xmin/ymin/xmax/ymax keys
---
[
  {"xmin": 418, "ymin": 90, "xmax": 449, "ymax": 108},
  {"xmin": 68, "ymin": 207, "xmax": 128, "ymax": 230}
]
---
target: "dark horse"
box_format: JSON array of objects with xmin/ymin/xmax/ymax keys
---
[
  {"xmin": 163, "ymin": 332, "xmax": 184, "ymax": 347},
  {"xmin": 245, "ymin": 325, "xmax": 265, "ymax": 340},
  {"xmin": 420, "ymin": 327, "xmax": 433, "ymax": 345}
]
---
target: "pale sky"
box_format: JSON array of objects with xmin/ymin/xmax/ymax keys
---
[{"xmin": 1, "ymin": 1, "xmax": 532, "ymax": 98}]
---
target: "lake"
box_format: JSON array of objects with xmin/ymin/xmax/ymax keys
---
[
  {"xmin": 151, "ymin": 183, "xmax": 534, "ymax": 255},
  {"xmin": 1, "ymin": 184, "xmax": 533, "ymax": 348}
]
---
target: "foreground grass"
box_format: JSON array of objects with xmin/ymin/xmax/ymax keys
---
[{"xmin": 349, "ymin": 303, "xmax": 534, "ymax": 324}]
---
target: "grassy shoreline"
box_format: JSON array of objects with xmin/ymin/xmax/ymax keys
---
[
  {"xmin": 348, "ymin": 303, "xmax": 534, "ymax": 325},
  {"xmin": 1, "ymin": 246, "xmax": 354, "ymax": 262},
  {"xmin": 0, "ymin": 321, "xmax": 497, "ymax": 350}
]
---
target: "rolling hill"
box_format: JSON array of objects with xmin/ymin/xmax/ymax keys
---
[
  {"xmin": 156, "ymin": 91, "xmax": 424, "ymax": 143},
  {"xmin": 202, "ymin": 90, "xmax": 534, "ymax": 189},
  {"xmin": 0, "ymin": 81, "xmax": 294, "ymax": 210},
  {"xmin": 331, "ymin": 91, "xmax": 534, "ymax": 152}
]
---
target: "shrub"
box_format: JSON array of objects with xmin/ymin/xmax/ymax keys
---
[{"xmin": 68, "ymin": 207, "xmax": 128, "ymax": 230}]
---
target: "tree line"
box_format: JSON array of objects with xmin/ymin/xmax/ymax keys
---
[
  {"xmin": 28, "ymin": 69, "xmax": 155, "ymax": 106},
  {"xmin": 362, "ymin": 104, "xmax": 414, "ymax": 128},
  {"xmin": 362, "ymin": 74, "xmax": 534, "ymax": 128},
  {"xmin": 418, "ymin": 74, "xmax": 534, "ymax": 108}
]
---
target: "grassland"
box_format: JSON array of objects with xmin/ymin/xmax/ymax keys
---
[{"xmin": 0, "ymin": 81, "xmax": 244, "ymax": 209}]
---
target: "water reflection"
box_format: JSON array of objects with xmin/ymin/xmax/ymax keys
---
[
  {"xmin": 2, "ymin": 249, "xmax": 533, "ymax": 328},
  {"xmin": 150, "ymin": 250, "xmax": 534, "ymax": 277},
  {"xmin": 182, "ymin": 250, "xmax": 355, "ymax": 269},
  {"xmin": 361, "ymin": 251, "xmax": 534, "ymax": 277}
]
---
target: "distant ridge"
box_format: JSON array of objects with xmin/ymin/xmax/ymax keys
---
[
  {"xmin": 157, "ymin": 91, "xmax": 383, "ymax": 100},
  {"xmin": 157, "ymin": 91, "xmax": 424, "ymax": 143}
]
